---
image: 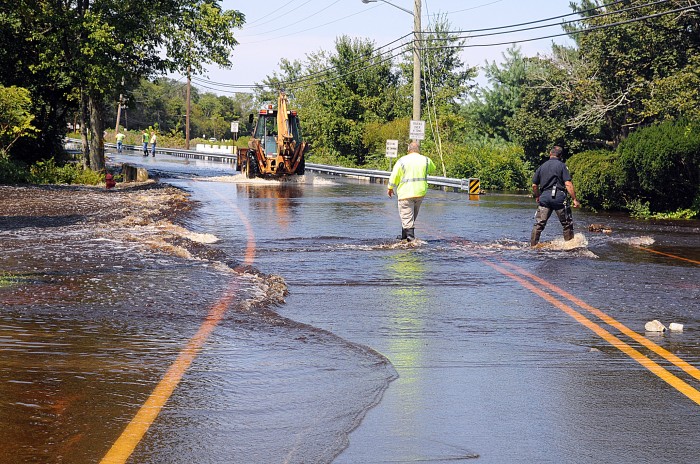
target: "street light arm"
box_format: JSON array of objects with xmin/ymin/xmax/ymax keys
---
[{"xmin": 361, "ymin": 0, "xmax": 413, "ymax": 16}]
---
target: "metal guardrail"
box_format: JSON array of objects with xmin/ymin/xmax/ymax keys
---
[
  {"xmin": 66, "ymin": 138, "xmax": 477, "ymax": 192},
  {"xmin": 305, "ymin": 163, "xmax": 473, "ymax": 192},
  {"xmin": 67, "ymin": 138, "xmax": 237, "ymax": 164}
]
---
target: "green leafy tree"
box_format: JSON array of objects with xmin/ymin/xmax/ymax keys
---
[
  {"xmin": 568, "ymin": 0, "xmax": 700, "ymax": 143},
  {"xmin": 0, "ymin": 85, "xmax": 37, "ymax": 157},
  {"xmin": 261, "ymin": 37, "xmax": 399, "ymax": 165},
  {"xmin": 400, "ymin": 15, "xmax": 476, "ymax": 117},
  {"xmin": 466, "ymin": 46, "xmax": 528, "ymax": 141},
  {"xmin": 1, "ymin": 0, "xmax": 244, "ymax": 171}
]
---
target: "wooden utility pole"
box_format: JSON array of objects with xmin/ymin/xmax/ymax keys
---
[
  {"xmin": 186, "ymin": 68, "xmax": 191, "ymax": 149},
  {"xmin": 114, "ymin": 77, "xmax": 124, "ymax": 134}
]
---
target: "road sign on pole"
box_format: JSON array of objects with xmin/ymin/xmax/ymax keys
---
[
  {"xmin": 385, "ymin": 139, "xmax": 398, "ymax": 158},
  {"xmin": 409, "ymin": 120, "xmax": 425, "ymax": 140},
  {"xmin": 231, "ymin": 121, "xmax": 239, "ymax": 133}
]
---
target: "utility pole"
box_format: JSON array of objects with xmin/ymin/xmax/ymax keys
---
[
  {"xmin": 412, "ymin": 0, "xmax": 421, "ymax": 133},
  {"xmin": 114, "ymin": 77, "xmax": 124, "ymax": 135},
  {"xmin": 186, "ymin": 67, "xmax": 191, "ymax": 150}
]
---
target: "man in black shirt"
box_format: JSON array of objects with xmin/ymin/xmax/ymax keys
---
[{"xmin": 530, "ymin": 146, "xmax": 581, "ymax": 246}]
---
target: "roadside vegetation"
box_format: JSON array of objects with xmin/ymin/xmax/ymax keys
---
[{"xmin": 1, "ymin": 1, "xmax": 698, "ymax": 218}]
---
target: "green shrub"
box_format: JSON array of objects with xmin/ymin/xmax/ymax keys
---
[
  {"xmin": 651, "ymin": 208, "xmax": 698, "ymax": 220},
  {"xmin": 28, "ymin": 158, "xmax": 103, "ymax": 185},
  {"xmin": 625, "ymin": 198, "xmax": 652, "ymax": 219},
  {"xmin": 436, "ymin": 138, "xmax": 529, "ymax": 190},
  {"xmin": 567, "ymin": 149, "xmax": 625, "ymax": 210},
  {"xmin": 618, "ymin": 119, "xmax": 700, "ymax": 212},
  {"xmin": 0, "ymin": 157, "xmax": 29, "ymax": 183}
]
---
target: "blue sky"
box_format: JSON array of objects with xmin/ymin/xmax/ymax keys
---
[{"xmin": 189, "ymin": 0, "xmax": 578, "ymax": 93}]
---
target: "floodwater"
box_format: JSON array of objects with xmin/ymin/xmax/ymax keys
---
[{"xmin": 1, "ymin": 149, "xmax": 699, "ymax": 463}]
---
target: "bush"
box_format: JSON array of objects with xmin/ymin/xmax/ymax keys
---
[
  {"xmin": 0, "ymin": 157, "xmax": 29, "ymax": 184},
  {"xmin": 617, "ymin": 119, "xmax": 700, "ymax": 212},
  {"xmin": 436, "ymin": 138, "xmax": 530, "ymax": 190},
  {"xmin": 28, "ymin": 158, "xmax": 103, "ymax": 185},
  {"xmin": 567, "ymin": 149, "xmax": 626, "ymax": 210}
]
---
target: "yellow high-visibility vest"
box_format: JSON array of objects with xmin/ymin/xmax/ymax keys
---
[{"xmin": 388, "ymin": 152, "xmax": 437, "ymax": 200}]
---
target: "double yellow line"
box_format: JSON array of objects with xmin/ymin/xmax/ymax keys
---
[
  {"xmin": 101, "ymin": 192, "xmax": 257, "ymax": 464},
  {"xmin": 483, "ymin": 257, "xmax": 700, "ymax": 405}
]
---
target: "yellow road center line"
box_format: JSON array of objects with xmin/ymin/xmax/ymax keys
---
[
  {"xmin": 483, "ymin": 259, "xmax": 700, "ymax": 406},
  {"xmin": 639, "ymin": 247, "xmax": 700, "ymax": 265},
  {"xmin": 500, "ymin": 261, "xmax": 700, "ymax": 382},
  {"xmin": 101, "ymin": 196, "xmax": 256, "ymax": 464}
]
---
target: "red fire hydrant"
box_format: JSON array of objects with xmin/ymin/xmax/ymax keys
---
[{"xmin": 105, "ymin": 173, "xmax": 116, "ymax": 189}]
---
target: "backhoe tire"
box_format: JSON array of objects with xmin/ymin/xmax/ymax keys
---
[
  {"xmin": 295, "ymin": 156, "xmax": 305, "ymax": 175},
  {"xmin": 245, "ymin": 153, "xmax": 259, "ymax": 179}
]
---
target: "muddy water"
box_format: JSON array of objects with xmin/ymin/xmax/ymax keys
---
[{"xmin": 2, "ymin": 150, "xmax": 700, "ymax": 463}]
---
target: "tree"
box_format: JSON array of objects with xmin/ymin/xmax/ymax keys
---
[
  {"xmin": 568, "ymin": 0, "xmax": 700, "ymax": 143},
  {"xmin": 0, "ymin": 0, "xmax": 244, "ymax": 171},
  {"xmin": 466, "ymin": 46, "xmax": 529, "ymax": 141},
  {"xmin": 261, "ymin": 37, "xmax": 399, "ymax": 165},
  {"xmin": 0, "ymin": 85, "xmax": 37, "ymax": 157},
  {"xmin": 410, "ymin": 15, "xmax": 476, "ymax": 115}
]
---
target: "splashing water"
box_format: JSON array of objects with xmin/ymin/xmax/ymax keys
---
[
  {"xmin": 200, "ymin": 173, "xmax": 338, "ymax": 186},
  {"xmin": 616, "ymin": 236, "xmax": 656, "ymax": 247}
]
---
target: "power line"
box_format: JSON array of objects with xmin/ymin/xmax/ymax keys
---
[
  {"xmin": 283, "ymin": 1, "xmax": 695, "ymax": 92},
  {"xmin": 193, "ymin": 0, "xmax": 690, "ymax": 92},
  {"xmin": 237, "ymin": 4, "xmax": 381, "ymax": 45},
  {"xmin": 422, "ymin": 2, "xmax": 694, "ymax": 52},
  {"xmin": 242, "ymin": 0, "xmax": 300, "ymax": 28},
  {"xmin": 238, "ymin": 0, "xmax": 343, "ymax": 40},
  {"xmin": 261, "ymin": 0, "xmax": 659, "ymax": 90},
  {"xmin": 419, "ymin": 0, "xmax": 673, "ymax": 43}
]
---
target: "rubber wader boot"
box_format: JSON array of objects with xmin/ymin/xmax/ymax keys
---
[
  {"xmin": 396, "ymin": 228, "xmax": 407, "ymax": 240},
  {"xmin": 530, "ymin": 229, "xmax": 540, "ymax": 247},
  {"xmin": 406, "ymin": 228, "xmax": 415, "ymax": 241}
]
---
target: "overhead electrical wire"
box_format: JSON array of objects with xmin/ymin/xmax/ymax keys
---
[
  {"xmin": 422, "ymin": 1, "xmax": 694, "ymax": 52},
  {"xmin": 241, "ymin": 0, "xmax": 299, "ymax": 28},
  {"xmin": 237, "ymin": 5, "xmax": 382, "ymax": 45},
  {"xmin": 188, "ymin": 0, "xmax": 690, "ymax": 93},
  {"xmin": 278, "ymin": 0, "xmax": 675, "ymax": 89},
  {"xmin": 417, "ymin": 0, "xmax": 675, "ymax": 43},
  {"xmin": 239, "ymin": 0, "xmax": 343, "ymax": 40},
  {"xmin": 282, "ymin": 0, "xmax": 687, "ymax": 91},
  {"xmin": 189, "ymin": 0, "xmax": 640, "ymax": 91}
]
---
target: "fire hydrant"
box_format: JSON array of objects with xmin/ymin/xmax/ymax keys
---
[{"xmin": 105, "ymin": 173, "xmax": 116, "ymax": 189}]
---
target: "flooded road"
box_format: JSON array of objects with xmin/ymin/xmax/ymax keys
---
[{"xmin": 1, "ymin": 149, "xmax": 699, "ymax": 463}]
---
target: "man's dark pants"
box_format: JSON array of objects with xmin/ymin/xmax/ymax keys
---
[{"xmin": 530, "ymin": 204, "xmax": 574, "ymax": 246}]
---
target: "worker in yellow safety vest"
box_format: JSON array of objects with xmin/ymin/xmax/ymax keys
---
[{"xmin": 387, "ymin": 141, "xmax": 437, "ymax": 241}]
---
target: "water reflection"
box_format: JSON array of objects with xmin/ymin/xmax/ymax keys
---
[
  {"xmin": 385, "ymin": 251, "xmax": 429, "ymax": 438},
  {"xmin": 236, "ymin": 182, "xmax": 305, "ymax": 232}
]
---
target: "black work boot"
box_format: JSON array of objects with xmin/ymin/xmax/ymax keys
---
[
  {"xmin": 563, "ymin": 228, "xmax": 574, "ymax": 241},
  {"xmin": 406, "ymin": 228, "xmax": 415, "ymax": 241},
  {"xmin": 396, "ymin": 228, "xmax": 407, "ymax": 240}
]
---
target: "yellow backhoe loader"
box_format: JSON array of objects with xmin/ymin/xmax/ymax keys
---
[{"xmin": 238, "ymin": 91, "xmax": 309, "ymax": 178}]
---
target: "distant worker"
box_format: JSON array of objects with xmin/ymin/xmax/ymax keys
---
[
  {"xmin": 142, "ymin": 130, "xmax": 149, "ymax": 156},
  {"xmin": 115, "ymin": 131, "xmax": 125, "ymax": 154},
  {"xmin": 387, "ymin": 141, "xmax": 437, "ymax": 241},
  {"xmin": 149, "ymin": 130, "xmax": 157, "ymax": 157},
  {"xmin": 530, "ymin": 145, "xmax": 581, "ymax": 246}
]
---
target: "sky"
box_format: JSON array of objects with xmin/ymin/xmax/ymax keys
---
[{"xmin": 185, "ymin": 0, "xmax": 579, "ymax": 95}]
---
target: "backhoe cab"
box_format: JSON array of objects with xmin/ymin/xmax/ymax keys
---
[{"xmin": 238, "ymin": 91, "xmax": 308, "ymax": 178}]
